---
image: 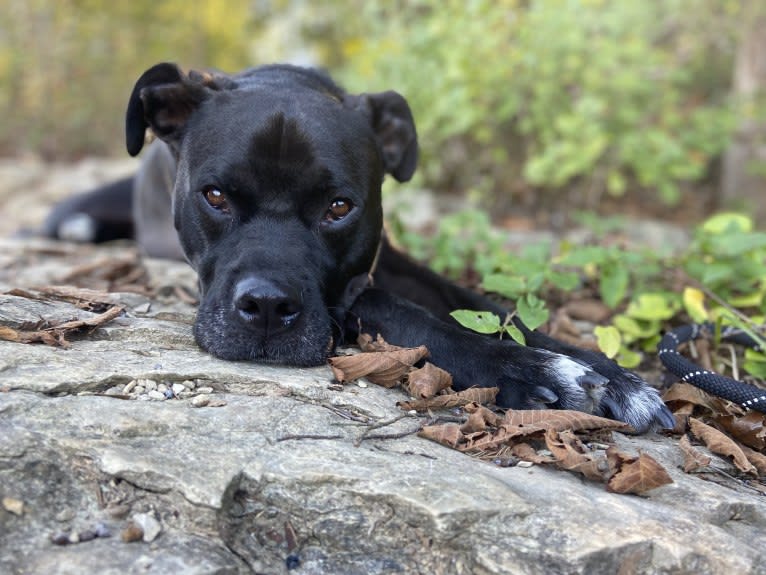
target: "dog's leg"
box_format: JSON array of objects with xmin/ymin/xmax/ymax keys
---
[
  {"xmin": 42, "ymin": 176, "xmax": 134, "ymax": 243},
  {"xmin": 370, "ymin": 242, "xmax": 674, "ymax": 431}
]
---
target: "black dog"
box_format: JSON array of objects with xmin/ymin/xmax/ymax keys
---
[{"xmin": 43, "ymin": 63, "xmax": 674, "ymax": 431}]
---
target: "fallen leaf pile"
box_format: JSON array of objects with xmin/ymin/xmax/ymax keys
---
[
  {"xmin": 421, "ymin": 404, "xmax": 672, "ymax": 495},
  {"xmin": 329, "ymin": 333, "xmax": 673, "ymax": 494},
  {"xmin": 663, "ymin": 382, "xmax": 766, "ymax": 478},
  {"xmin": 329, "ymin": 333, "xmax": 499, "ymax": 406}
]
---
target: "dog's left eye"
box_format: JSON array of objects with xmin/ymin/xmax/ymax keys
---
[
  {"xmin": 202, "ymin": 186, "xmax": 230, "ymax": 213},
  {"xmin": 325, "ymin": 198, "xmax": 353, "ymax": 222}
]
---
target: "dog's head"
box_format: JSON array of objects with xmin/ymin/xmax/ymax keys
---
[{"xmin": 126, "ymin": 63, "xmax": 417, "ymax": 365}]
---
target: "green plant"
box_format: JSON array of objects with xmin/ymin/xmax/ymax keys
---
[
  {"xmin": 337, "ymin": 0, "xmax": 739, "ymax": 206},
  {"xmin": 426, "ymin": 210, "xmax": 766, "ymax": 378}
]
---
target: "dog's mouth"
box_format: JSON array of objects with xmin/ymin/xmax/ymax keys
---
[{"xmin": 192, "ymin": 285, "xmax": 335, "ymax": 367}]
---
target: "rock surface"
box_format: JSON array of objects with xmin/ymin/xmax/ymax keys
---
[{"xmin": 1, "ymin": 237, "xmax": 765, "ymax": 575}]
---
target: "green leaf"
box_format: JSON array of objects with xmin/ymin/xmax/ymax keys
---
[
  {"xmin": 744, "ymin": 359, "xmax": 766, "ymax": 379},
  {"xmin": 548, "ymin": 271, "xmax": 580, "ymax": 291},
  {"xmin": 701, "ymin": 212, "xmax": 753, "ymax": 235},
  {"xmin": 504, "ymin": 323, "xmax": 526, "ymax": 346},
  {"xmin": 612, "ymin": 314, "xmax": 657, "ymax": 339},
  {"xmin": 516, "ymin": 294, "xmax": 549, "ymax": 331},
  {"xmin": 625, "ymin": 293, "xmax": 677, "ymax": 321},
  {"xmin": 600, "ymin": 261, "xmax": 629, "ymax": 309},
  {"xmin": 482, "ymin": 274, "xmax": 526, "ymax": 299},
  {"xmin": 616, "ymin": 346, "xmax": 642, "ymax": 369},
  {"xmin": 594, "ymin": 325, "xmax": 621, "ymax": 358},
  {"xmin": 449, "ymin": 310, "xmax": 501, "ymax": 334},
  {"xmin": 558, "ymin": 246, "xmax": 611, "ymax": 266}
]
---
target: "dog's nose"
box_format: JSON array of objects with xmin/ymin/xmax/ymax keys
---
[{"xmin": 233, "ymin": 277, "xmax": 302, "ymax": 333}]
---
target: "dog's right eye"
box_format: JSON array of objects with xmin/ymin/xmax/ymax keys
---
[{"xmin": 202, "ymin": 186, "xmax": 230, "ymax": 213}]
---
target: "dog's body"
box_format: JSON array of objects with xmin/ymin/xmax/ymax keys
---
[{"xmin": 44, "ymin": 63, "xmax": 673, "ymax": 431}]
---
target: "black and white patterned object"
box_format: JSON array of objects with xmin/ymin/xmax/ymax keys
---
[{"xmin": 657, "ymin": 322, "xmax": 766, "ymax": 413}]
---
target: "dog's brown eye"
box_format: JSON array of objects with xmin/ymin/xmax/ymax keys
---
[
  {"xmin": 203, "ymin": 186, "xmax": 229, "ymax": 212},
  {"xmin": 326, "ymin": 198, "xmax": 352, "ymax": 221}
]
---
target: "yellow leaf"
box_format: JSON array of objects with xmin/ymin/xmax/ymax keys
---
[{"xmin": 682, "ymin": 287, "xmax": 708, "ymax": 323}]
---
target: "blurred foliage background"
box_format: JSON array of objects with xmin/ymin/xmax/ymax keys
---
[{"xmin": 2, "ymin": 0, "xmax": 764, "ymax": 219}]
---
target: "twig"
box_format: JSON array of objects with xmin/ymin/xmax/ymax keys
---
[
  {"xmin": 276, "ymin": 433, "xmax": 344, "ymax": 442},
  {"xmin": 354, "ymin": 413, "xmax": 410, "ymax": 446}
]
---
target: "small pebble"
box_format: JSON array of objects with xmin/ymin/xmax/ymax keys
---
[
  {"xmin": 2, "ymin": 497, "xmax": 24, "ymax": 516},
  {"xmin": 357, "ymin": 381, "xmax": 368, "ymax": 388},
  {"xmin": 517, "ymin": 461, "xmax": 534, "ymax": 468},
  {"xmin": 191, "ymin": 394, "xmax": 210, "ymax": 408},
  {"xmin": 171, "ymin": 383, "xmax": 186, "ymax": 396},
  {"xmin": 94, "ymin": 523, "xmax": 112, "ymax": 538},
  {"xmin": 121, "ymin": 522, "xmax": 144, "ymax": 543},
  {"xmin": 196, "ymin": 386, "xmax": 214, "ymax": 394},
  {"xmin": 104, "ymin": 386, "xmax": 124, "ymax": 396},
  {"xmin": 147, "ymin": 390, "xmax": 166, "ymax": 401},
  {"xmin": 106, "ymin": 504, "xmax": 131, "ymax": 519},
  {"xmin": 182, "ymin": 379, "xmax": 196, "ymax": 390},
  {"xmin": 143, "ymin": 379, "xmax": 158, "ymax": 392},
  {"xmin": 157, "ymin": 383, "xmax": 168, "ymax": 393},
  {"xmin": 78, "ymin": 529, "xmax": 97, "ymax": 542},
  {"xmin": 55, "ymin": 509, "xmax": 75, "ymax": 522},
  {"xmin": 51, "ymin": 531, "xmax": 70, "ymax": 546},
  {"xmin": 133, "ymin": 386, "xmax": 145, "ymax": 395},
  {"xmin": 123, "ymin": 380, "xmax": 137, "ymax": 394},
  {"xmin": 132, "ymin": 512, "xmax": 162, "ymax": 543},
  {"xmin": 285, "ymin": 554, "xmax": 301, "ymax": 570},
  {"xmin": 68, "ymin": 531, "xmax": 80, "ymax": 544}
]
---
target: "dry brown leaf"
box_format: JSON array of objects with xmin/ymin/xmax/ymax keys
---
[
  {"xmin": 713, "ymin": 412, "xmax": 766, "ymax": 451},
  {"xmin": 406, "ymin": 362, "xmax": 453, "ymax": 399},
  {"xmin": 357, "ymin": 333, "xmax": 405, "ymax": 353},
  {"xmin": 463, "ymin": 403, "xmax": 504, "ymax": 427},
  {"xmin": 419, "ymin": 423, "xmax": 463, "ymax": 448},
  {"xmin": 503, "ymin": 409, "xmax": 629, "ymax": 433},
  {"xmin": 662, "ymin": 383, "xmax": 715, "ymax": 412},
  {"xmin": 739, "ymin": 444, "xmax": 766, "ymax": 476},
  {"xmin": 397, "ymin": 387, "xmax": 499, "ymax": 411},
  {"xmin": 7, "ymin": 286, "xmax": 118, "ymax": 311},
  {"xmin": 563, "ymin": 299, "xmax": 611, "ymax": 323},
  {"xmin": 0, "ymin": 326, "xmax": 61, "ymax": 346},
  {"xmin": 545, "ymin": 429, "xmax": 608, "ymax": 482},
  {"xmin": 329, "ymin": 345, "xmax": 428, "ymax": 387},
  {"xmin": 461, "ymin": 426, "xmax": 526, "ymax": 452},
  {"xmin": 510, "ymin": 442, "xmax": 556, "ymax": 464},
  {"xmin": 607, "ymin": 451, "xmax": 673, "ymax": 494},
  {"xmin": 678, "ymin": 434, "xmax": 711, "ymax": 473},
  {"xmin": 0, "ymin": 306, "xmax": 123, "ymax": 348},
  {"xmin": 689, "ymin": 418, "xmax": 757, "ymax": 475},
  {"xmin": 459, "ymin": 404, "xmax": 504, "ymax": 434}
]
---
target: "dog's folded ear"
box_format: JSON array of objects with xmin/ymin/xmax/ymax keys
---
[
  {"xmin": 350, "ymin": 91, "xmax": 419, "ymax": 182},
  {"xmin": 126, "ymin": 63, "xmax": 226, "ymax": 157}
]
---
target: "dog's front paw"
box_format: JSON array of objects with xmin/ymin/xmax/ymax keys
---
[
  {"xmin": 545, "ymin": 348, "xmax": 674, "ymax": 432},
  {"xmin": 494, "ymin": 346, "xmax": 674, "ymax": 433},
  {"xmin": 595, "ymin": 362, "xmax": 675, "ymax": 432}
]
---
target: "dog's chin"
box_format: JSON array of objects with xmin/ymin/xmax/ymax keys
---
[{"xmin": 192, "ymin": 311, "xmax": 333, "ymax": 367}]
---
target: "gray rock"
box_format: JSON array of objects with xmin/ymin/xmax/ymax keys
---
[{"xmin": 1, "ymin": 238, "xmax": 765, "ymax": 575}]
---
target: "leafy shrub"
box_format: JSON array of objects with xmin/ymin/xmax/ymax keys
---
[
  {"xmin": 337, "ymin": 0, "xmax": 739, "ymax": 205},
  {"xmin": 429, "ymin": 210, "xmax": 766, "ymax": 374}
]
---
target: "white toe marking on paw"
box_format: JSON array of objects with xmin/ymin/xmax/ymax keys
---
[
  {"xmin": 547, "ymin": 354, "xmax": 590, "ymax": 382},
  {"xmin": 58, "ymin": 213, "xmax": 97, "ymax": 242}
]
